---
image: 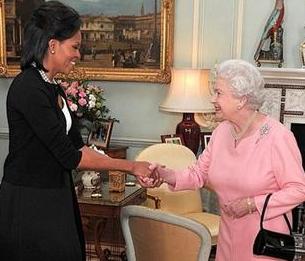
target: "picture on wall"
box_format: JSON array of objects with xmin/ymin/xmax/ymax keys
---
[
  {"xmin": 161, "ymin": 134, "xmax": 185, "ymax": 145},
  {"xmin": 0, "ymin": 0, "xmax": 174, "ymax": 82}
]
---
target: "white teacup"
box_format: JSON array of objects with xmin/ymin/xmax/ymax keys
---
[{"xmin": 81, "ymin": 171, "xmax": 100, "ymax": 189}]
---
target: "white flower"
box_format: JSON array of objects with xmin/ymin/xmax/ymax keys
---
[
  {"xmin": 63, "ymin": 80, "xmax": 110, "ymax": 122},
  {"xmin": 88, "ymin": 100, "xmax": 96, "ymax": 109},
  {"xmin": 89, "ymin": 94, "xmax": 96, "ymax": 102}
]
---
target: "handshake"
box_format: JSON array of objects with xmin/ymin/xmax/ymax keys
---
[
  {"xmin": 132, "ymin": 162, "xmax": 176, "ymax": 188},
  {"xmin": 137, "ymin": 163, "xmax": 164, "ymax": 188}
]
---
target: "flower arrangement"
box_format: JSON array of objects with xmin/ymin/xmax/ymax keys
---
[{"xmin": 60, "ymin": 80, "xmax": 110, "ymax": 123}]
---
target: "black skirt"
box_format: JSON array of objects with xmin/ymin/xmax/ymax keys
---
[{"xmin": 0, "ymin": 174, "xmax": 85, "ymax": 261}]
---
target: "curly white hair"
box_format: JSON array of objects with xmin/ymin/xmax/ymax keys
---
[{"xmin": 216, "ymin": 59, "xmax": 266, "ymax": 110}]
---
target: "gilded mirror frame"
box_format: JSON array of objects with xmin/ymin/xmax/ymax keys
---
[{"xmin": 0, "ymin": 0, "xmax": 174, "ymax": 83}]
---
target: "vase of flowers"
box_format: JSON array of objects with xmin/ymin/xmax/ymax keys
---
[{"xmin": 60, "ymin": 80, "xmax": 115, "ymax": 139}]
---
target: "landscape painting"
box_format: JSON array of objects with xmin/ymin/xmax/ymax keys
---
[{"xmin": 0, "ymin": 0, "xmax": 174, "ymax": 82}]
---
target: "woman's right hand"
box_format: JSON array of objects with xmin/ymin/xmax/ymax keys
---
[
  {"xmin": 134, "ymin": 162, "xmax": 164, "ymax": 188},
  {"xmin": 131, "ymin": 161, "xmax": 152, "ymax": 178}
]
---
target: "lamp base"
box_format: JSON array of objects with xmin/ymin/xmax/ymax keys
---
[{"xmin": 176, "ymin": 113, "xmax": 200, "ymax": 155}]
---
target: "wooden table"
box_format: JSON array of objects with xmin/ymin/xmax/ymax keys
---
[
  {"xmin": 77, "ymin": 183, "xmax": 146, "ymax": 260},
  {"xmin": 103, "ymin": 145, "xmax": 128, "ymax": 159}
]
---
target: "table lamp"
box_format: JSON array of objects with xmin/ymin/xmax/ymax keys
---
[{"xmin": 159, "ymin": 68, "xmax": 214, "ymax": 154}]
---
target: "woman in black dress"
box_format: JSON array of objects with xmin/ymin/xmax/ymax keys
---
[{"xmin": 0, "ymin": 1, "xmax": 154, "ymax": 260}]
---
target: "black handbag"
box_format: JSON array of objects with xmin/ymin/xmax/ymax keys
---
[{"xmin": 253, "ymin": 193, "xmax": 295, "ymax": 261}]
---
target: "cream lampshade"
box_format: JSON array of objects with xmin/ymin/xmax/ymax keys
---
[{"xmin": 160, "ymin": 68, "xmax": 214, "ymax": 154}]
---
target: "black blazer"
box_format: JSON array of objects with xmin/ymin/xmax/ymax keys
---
[{"xmin": 3, "ymin": 67, "xmax": 84, "ymax": 188}]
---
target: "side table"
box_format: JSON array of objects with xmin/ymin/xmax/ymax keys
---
[
  {"xmin": 77, "ymin": 145, "xmax": 144, "ymax": 260},
  {"xmin": 78, "ymin": 183, "xmax": 146, "ymax": 260}
]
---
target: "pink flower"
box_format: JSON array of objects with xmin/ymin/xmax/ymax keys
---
[
  {"xmin": 70, "ymin": 81, "xmax": 79, "ymax": 89},
  {"xmin": 66, "ymin": 87, "xmax": 78, "ymax": 97},
  {"xmin": 78, "ymin": 91, "xmax": 86, "ymax": 98},
  {"xmin": 67, "ymin": 99, "xmax": 77, "ymax": 109},
  {"xmin": 78, "ymin": 98, "xmax": 87, "ymax": 106},
  {"xmin": 64, "ymin": 80, "xmax": 110, "ymax": 122},
  {"xmin": 69, "ymin": 103, "xmax": 78, "ymax": 112}
]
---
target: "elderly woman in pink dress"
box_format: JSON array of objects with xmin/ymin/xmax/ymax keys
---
[{"xmin": 141, "ymin": 59, "xmax": 305, "ymax": 260}]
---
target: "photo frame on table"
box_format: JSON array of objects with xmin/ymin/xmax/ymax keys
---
[
  {"xmin": 160, "ymin": 134, "xmax": 185, "ymax": 145},
  {"xmin": 0, "ymin": 0, "xmax": 174, "ymax": 83},
  {"xmin": 87, "ymin": 120, "xmax": 114, "ymax": 148},
  {"xmin": 200, "ymin": 132, "xmax": 212, "ymax": 150}
]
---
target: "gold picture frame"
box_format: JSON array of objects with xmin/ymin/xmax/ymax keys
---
[
  {"xmin": 87, "ymin": 120, "xmax": 114, "ymax": 149},
  {"xmin": 0, "ymin": 0, "xmax": 174, "ymax": 83}
]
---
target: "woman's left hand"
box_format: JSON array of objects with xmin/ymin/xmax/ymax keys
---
[
  {"xmin": 137, "ymin": 175, "xmax": 163, "ymax": 188},
  {"xmin": 132, "ymin": 161, "xmax": 164, "ymax": 188},
  {"xmin": 223, "ymin": 197, "xmax": 256, "ymax": 218},
  {"xmin": 136, "ymin": 165, "xmax": 163, "ymax": 188}
]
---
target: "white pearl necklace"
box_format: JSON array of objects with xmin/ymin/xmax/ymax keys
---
[
  {"xmin": 38, "ymin": 69, "xmax": 57, "ymax": 84},
  {"xmin": 231, "ymin": 111, "xmax": 258, "ymax": 143},
  {"xmin": 32, "ymin": 62, "xmax": 57, "ymax": 84}
]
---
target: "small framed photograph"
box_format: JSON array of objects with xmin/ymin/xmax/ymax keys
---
[
  {"xmin": 200, "ymin": 132, "xmax": 212, "ymax": 150},
  {"xmin": 160, "ymin": 134, "xmax": 185, "ymax": 145},
  {"xmin": 87, "ymin": 120, "xmax": 114, "ymax": 148}
]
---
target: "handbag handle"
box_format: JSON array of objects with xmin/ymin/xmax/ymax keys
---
[{"xmin": 260, "ymin": 193, "xmax": 292, "ymax": 235}]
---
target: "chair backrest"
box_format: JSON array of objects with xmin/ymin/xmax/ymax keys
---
[
  {"xmin": 120, "ymin": 205, "xmax": 212, "ymax": 261},
  {"xmin": 135, "ymin": 143, "xmax": 203, "ymax": 214},
  {"xmin": 136, "ymin": 143, "xmax": 196, "ymax": 169}
]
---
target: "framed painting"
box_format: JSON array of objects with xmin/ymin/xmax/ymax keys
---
[
  {"xmin": 160, "ymin": 134, "xmax": 185, "ymax": 145},
  {"xmin": 87, "ymin": 120, "xmax": 114, "ymax": 148},
  {"xmin": 200, "ymin": 131, "xmax": 212, "ymax": 151},
  {"xmin": 0, "ymin": 0, "xmax": 174, "ymax": 83}
]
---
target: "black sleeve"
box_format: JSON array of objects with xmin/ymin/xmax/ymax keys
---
[{"xmin": 10, "ymin": 77, "xmax": 82, "ymax": 170}]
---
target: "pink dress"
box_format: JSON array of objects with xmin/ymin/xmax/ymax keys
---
[{"xmin": 170, "ymin": 116, "xmax": 305, "ymax": 260}]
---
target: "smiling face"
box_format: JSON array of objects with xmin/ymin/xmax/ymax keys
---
[
  {"xmin": 47, "ymin": 30, "xmax": 82, "ymax": 78},
  {"xmin": 211, "ymin": 77, "xmax": 241, "ymax": 121}
]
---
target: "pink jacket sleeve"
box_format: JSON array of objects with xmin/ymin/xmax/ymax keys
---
[
  {"xmin": 254, "ymin": 128, "xmax": 305, "ymax": 220},
  {"xmin": 163, "ymin": 131, "xmax": 217, "ymax": 191}
]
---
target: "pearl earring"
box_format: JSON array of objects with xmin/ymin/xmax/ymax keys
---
[
  {"xmin": 51, "ymin": 50, "xmax": 55, "ymax": 54},
  {"xmin": 237, "ymin": 105, "xmax": 241, "ymax": 110}
]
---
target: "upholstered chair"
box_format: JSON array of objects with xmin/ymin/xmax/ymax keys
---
[
  {"xmin": 135, "ymin": 143, "xmax": 220, "ymax": 245},
  {"xmin": 120, "ymin": 205, "xmax": 212, "ymax": 261}
]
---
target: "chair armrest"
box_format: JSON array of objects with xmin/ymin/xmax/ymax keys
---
[{"xmin": 146, "ymin": 193, "xmax": 161, "ymax": 209}]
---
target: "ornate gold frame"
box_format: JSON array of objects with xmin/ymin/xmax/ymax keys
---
[{"xmin": 0, "ymin": 0, "xmax": 174, "ymax": 83}]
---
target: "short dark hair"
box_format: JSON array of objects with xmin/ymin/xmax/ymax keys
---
[{"xmin": 20, "ymin": 1, "xmax": 81, "ymax": 71}]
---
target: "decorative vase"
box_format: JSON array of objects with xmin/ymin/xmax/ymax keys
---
[
  {"xmin": 109, "ymin": 171, "xmax": 126, "ymax": 192},
  {"xmin": 81, "ymin": 170, "xmax": 100, "ymax": 189}
]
